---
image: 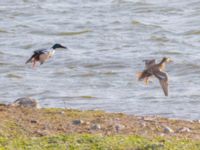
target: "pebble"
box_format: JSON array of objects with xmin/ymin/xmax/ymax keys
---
[
  {"xmin": 30, "ymin": 120, "xmax": 37, "ymax": 124},
  {"xmin": 83, "ymin": 121, "xmax": 90, "ymax": 125},
  {"xmin": 163, "ymin": 126, "xmax": 174, "ymax": 133},
  {"xmin": 140, "ymin": 122, "xmax": 146, "ymax": 128},
  {"xmin": 115, "ymin": 124, "xmax": 125, "ymax": 132},
  {"xmin": 142, "ymin": 116, "xmax": 156, "ymax": 122},
  {"xmin": 177, "ymin": 127, "xmax": 191, "ymax": 133},
  {"xmin": 91, "ymin": 124, "xmax": 101, "ymax": 130},
  {"xmin": 193, "ymin": 120, "xmax": 200, "ymax": 123},
  {"xmin": 10, "ymin": 97, "xmax": 40, "ymax": 109},
  {"xmin": 159, "ymin": 133, "xmax": 165, "ymax": 137},
  {"xmin": 60, "ymin": 111, "xmax": 65, "ymax": 114},
  {"xmin": 34, "ymin": 130, "xmax": 49, "ymax": 136},
  {"xmin": 72, "ymin": 120, "xmax": 84, "ymax": 125},
  {"xmin": 150, "ymin": 144, "xmax": 164, "ymax": 149}
]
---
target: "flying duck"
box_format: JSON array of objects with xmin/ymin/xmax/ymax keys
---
[
  {"xmin": 26, "ymin": 43, "xmax": 67, "ymax": 68},
  {"xmin": 137, "ymin": 57, "xmax": 172, "ymax": 96}
]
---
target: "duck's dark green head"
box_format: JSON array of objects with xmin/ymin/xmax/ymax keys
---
[{"xmin": 52, "ymin": 43, "xmax": 67, "ymax": 49}]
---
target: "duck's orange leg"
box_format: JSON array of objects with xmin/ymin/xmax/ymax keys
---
[{"xmin": 144, "ymin": 77, "xmax": 149, "ymax": 85}]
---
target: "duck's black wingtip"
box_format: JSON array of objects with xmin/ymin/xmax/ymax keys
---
[{"xmin": 25, "ymin": 56, "xmax": 33, "ymax": 64}]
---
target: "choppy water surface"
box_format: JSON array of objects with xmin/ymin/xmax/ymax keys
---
[{"xmin": 0, "ymin": 0, "xmax": 200, "ymax": 120}]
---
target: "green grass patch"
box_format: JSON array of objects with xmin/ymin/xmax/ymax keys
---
[{"xmin": 0, "ymin": 134, "xmax": 199, "ymax": 150}]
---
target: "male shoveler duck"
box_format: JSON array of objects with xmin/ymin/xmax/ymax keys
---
[
  {"xmin": 137, "ymin": 57, "xmax": 172, "ymax": 96},
  {"xmin": 26, "ymin": 43, "xmax": 67, "ymax": 68}
]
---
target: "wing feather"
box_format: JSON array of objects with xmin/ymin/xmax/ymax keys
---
[
  {"xmin": 137, "ymin": 70, "xmax": 152, "ymax": 80},
  {"xmin": 153, "ymin": 71, "xmax": 168, "ymax": 96},
  {"xmin": 144, "ymin": 59, "xmax": 156, "ymax": 69},
  {"xmin": 34, "ymin": 48, "xmax": 47, "ymax": 55}
]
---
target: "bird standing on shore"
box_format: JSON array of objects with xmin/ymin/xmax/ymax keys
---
[
  {"xmin": 137, "ymin": 57, "xmax": 172, "ymax": 96},
  {"xmin": 26, "ymin": 43, "xmax": 67, "ymax": 68}
]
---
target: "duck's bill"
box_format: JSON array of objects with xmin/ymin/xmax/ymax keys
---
[
  {"xmin": 61, "ymin": 45, "xmax": 67, "ymax": 49},
  {"xmin": 166, "ymin": 58, "xmax": 173, "ymax": 63}
]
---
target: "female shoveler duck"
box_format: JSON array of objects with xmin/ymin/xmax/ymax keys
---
[
  {"xmin": 26, "ymin": 43, "xmax": 67, "ymax": 68},
  {"xmin": 137, "ymin": 57, "xmax": 172, "ymax": 96}
]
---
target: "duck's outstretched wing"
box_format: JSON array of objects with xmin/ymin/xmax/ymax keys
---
[
  {"xmin": 25, "ymin": 49, "xmax": 46, "ymax": 64},
  {"xmin": 153, "ymin": 70, "xmax": 168, "ymax": 96},
  {"xmin": 34, "ymin": 48, "xmax": 47, "ymax": 55},
  {"xmin": 143, "ymin": 59, "xmax": 156, "ymax": 69},
  {"xmin": 25, "ymin": 54, "xmax": 36, "ymax": 64}
]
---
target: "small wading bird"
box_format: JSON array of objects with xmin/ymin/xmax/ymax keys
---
[
  {"xmin": 26, "ymin": 43, "xmax": 67, "ymax": 68},
  {"xmin": 137, "ymin": 57, "xmax": 172, "ymax": 96}
]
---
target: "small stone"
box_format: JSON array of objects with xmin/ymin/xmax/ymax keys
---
[
  {"xmin": 140, "ymin": 122, "xmax": 146, "ymax": 128},
  {"xmin": 91, "ymin": 124, "xmax": 101, "ymax": 130},
  {"xmin": 177, "ymin": 127, "xmax": 191, "ymax": 133},
  {"xmin": 82, "ymin": 121, "xmax": 90, "ymax": 125},
  {"xmin": 72, "ymin": 120, "xmax": 84, "ymax": 125},
  {"xmin": 115, "ymin": 124, "xmax": 125, "ymax": 132},
  {"xmin": 34, "ymin": 130, "xmax": 49, "ymax": 136},
  {"xmin": 151, "ymin": 144, "xmax": 164, "ymax": 149},
  {"xmin": 30, "ymin": 120, "xmax": 37, "ymax": 124},
  {"xmin": 136, "ymin": 116, "xmax": 143, "ymax": 120},
  {"xmin": 115, "ymin": 118, "xmax": 120, "ymax": 121},
  {"xmin": 163, "ymin": 126, "xmax": 174, "ymax": 133},
  {"xmin": 193, "ymin": 120, "xmax": 200, "ymax": 123},
  {"xmin": 159, "ymin": 133, "xmax": 165, "ymax": 137},
  {"xmin": 106, "ymin": 131, "xmax": 112, "ymax": 135},
  {"xmin": 11, "ymin": 97, "xmax": 40, "ymax": 109},
  {"xmin": 143, "ymin": 116, "xmax": 155, "ymax": 122},
  {"xmin": 0, "ymin": 104, "xmax": 7, "ymax": 107},
  {"xmin": 60, "ymin": 111, "xmax": 65, "ymax": 114}
]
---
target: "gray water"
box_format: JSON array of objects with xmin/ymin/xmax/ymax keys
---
[{"xmin": 0, "ymin": 0, "xmax": 200, "ymax": 120}]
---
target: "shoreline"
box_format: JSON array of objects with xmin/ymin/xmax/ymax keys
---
[{"xmin": 0, "ymin": 105, "xmax": 200, "ymax": 149}]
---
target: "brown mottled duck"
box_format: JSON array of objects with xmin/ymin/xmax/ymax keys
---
[{"xmin": 137, "ymin": 57, "xmax": 172, "ymax": 96}]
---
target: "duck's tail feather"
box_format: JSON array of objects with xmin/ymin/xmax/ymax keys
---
[
  {"xmin": 136, "ymin": 72, "xmax": 144, "ymax": 80},
  {"xmin": 137, "ymin": 72, "xmax": 151, "ymax": 85},
  {"xmin": 137, "ymin": 71, "xmax": 148, "ymax": 80}
]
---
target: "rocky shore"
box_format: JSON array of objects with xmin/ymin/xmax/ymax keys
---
[{"xmin": 0, "ymin": 98, "xmax": 200, "ymax": 149}]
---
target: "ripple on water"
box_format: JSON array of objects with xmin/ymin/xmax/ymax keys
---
[
  {"xmin": 156, "ymin": 50, "xmax": 182, "ymax": 55},
  {"xmin": 29, "ymin": 30, "xmax": 92, "ymax": 36},
  {"xmin": 0, "ymin": 62, "xmax": 10, "ymax": 66},
  {"xmin": 43, "ymin": 95, "xmax": 98, "ymax": 101},
  {"xmin": 56, "ymin": 30, "xmax": 92, "ymax": 36},
  {"xmin": 150, "ymin": 35, "xmax": 170, "ymax": 43},
  {"xmin": 20, "ymin": 44, "xmax": 35, "ymax": 49},
  {"xmin": 131, "ymin": 20, "xmax": 162, "ymax": 30},
  {"xmin": 184, "ymin": 30, "xmax": 200, "ymax": 35},
  {"xmin": 80, "ymin": 96, "xmax": 98, "ymax": 99},
  {"xmin": 0, "ymin": 28, "xmax": 8, "ymax": 33},
  {"xmin": 83, "ymin": 63, "xmax": 103, "ymax": 69},
  {"xmin": 6, "ymin": 73, "xmax": 23, "ymax": 79}
]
